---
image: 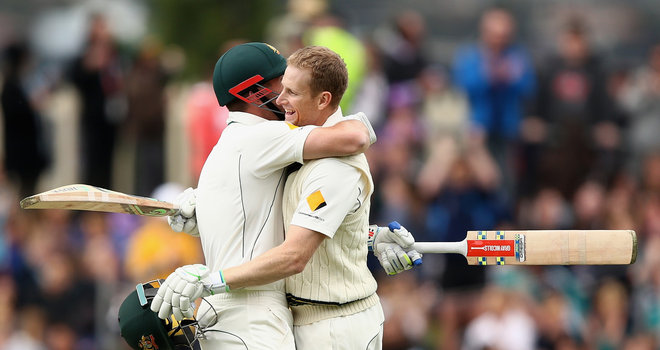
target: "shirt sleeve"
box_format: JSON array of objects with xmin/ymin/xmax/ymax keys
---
[
  {"xmin": 289, "ymin": 159, "xmax": 365, "ymax": 238},
  {"xmin": 249, "ymin": 121, "xmax": 317, "ymax": 177}
]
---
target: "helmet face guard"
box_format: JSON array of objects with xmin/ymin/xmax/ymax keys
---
[
  {"xmin": 119, "ymin": 280, "xmax": 218, "ymax": 350},
  {"xmin": 229, "ymin": 74, "xmax": 285, "ymax": 119}
]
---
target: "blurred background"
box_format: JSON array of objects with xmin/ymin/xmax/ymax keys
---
[{"xmin": 1, "ymin": 0, "xmax": 660, "ymax": 349}]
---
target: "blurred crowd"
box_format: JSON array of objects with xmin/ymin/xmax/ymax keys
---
[{"xmin": 2, "ymin": 2, "xmax": 660, "ymax": 350}]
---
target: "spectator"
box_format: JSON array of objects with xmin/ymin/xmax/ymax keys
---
[
  {"xmin": 453, "ymin": 7, "xmax": 536, "ymax": 196},
  {"xmin": 0, "ymin": 41, "xmax": 50, "ymax": 198},
  {"xmin": 531, "ymin": 17, "xmax": 614, "ymax": 198},
  {"xmin": 3, "ymin": 306, "xmax": 47, "ymax": 350},
  {"xmin": 185, "ymin": 82, "xmax": 228, "ymax": 184},
  {"xmin": 377, "ymin": 10, "xmax": 428, "ymax": 86},
  {"xmin": 124, "ymin": 37, "xmax": 170, "ymax": 196},
  {"xmin": 572, "ymin": 180, "xmax": 607, "ymax": 230},
  {"xmin": 462, "ymin": 286, "xmax": 537, "ymax": 350},
  {"xmin": 584, "ymin": 279, "xmax": 632, "ymax": 349},
  {"xmin": 421, "ymin": 156, "xmax": 511, "ymax": 350},
  {"xmin": 375, "ymin": 10, "xmax": 429, "ymax": 125},
  {"xmin": 350, "ymin": 40, "xmax": 389, "ymax": 129},
  {"xmin": 417, "ymin": 64, "xmax": 500, "ymax": 199},
  {"xmin": 69, "ymin": 14, "xmax": 126, "ymax": 189},
  {"xmin": 534, "ymin": 290, "xmax": 583, "ymax": 350},
  {"xmin": 303, "ymin": 14, "xmax": 368, "ymax": 112},
  {"xmin": 37, "ymin": 250, "xmax": 96, "ymax": 346},
  {"xmin": 618, "ymin": 43, "xmax": 660, "ymax": 179}
]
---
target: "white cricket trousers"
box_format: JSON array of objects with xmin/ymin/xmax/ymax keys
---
[
  {"xmin": 197, "ymin": 290, "xmax": 295, "ymax": 350},
  {"xmin": 293, "ymin": 303, "xmax": 385, "ymax": 350}
]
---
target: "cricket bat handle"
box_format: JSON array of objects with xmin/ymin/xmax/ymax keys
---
[{"xmin": 413, "ymin": 241, "xmax": 467, "ymax": 255}]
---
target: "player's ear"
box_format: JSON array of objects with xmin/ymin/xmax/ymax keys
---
[{"xmin": 317, "ymin": 91, "xmax": 332, "ymax": 110}]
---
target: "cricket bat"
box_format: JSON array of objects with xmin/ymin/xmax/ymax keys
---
[
  {"xmin": 20, "ymin": 184, "xmax": 179, "ymax": 217},
  {"xmin": 411, "ymin": 229, "xmax": 637, "ymax": 265}
]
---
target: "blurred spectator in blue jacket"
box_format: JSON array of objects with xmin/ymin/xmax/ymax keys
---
[{"xmin": 453, "ymin": 7, "xmax": 535, "ymax": 196}]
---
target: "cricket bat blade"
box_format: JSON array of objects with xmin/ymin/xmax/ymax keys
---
[{"xmin": 20, "ymin": 184, "xmax": 179, "ymax": 217}]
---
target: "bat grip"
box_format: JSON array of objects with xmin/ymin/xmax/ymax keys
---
[{"xmin": 388, "ymin": 221, "xmax": 423, "ymax": 266}]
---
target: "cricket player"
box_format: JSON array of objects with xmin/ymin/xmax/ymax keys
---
[
  {"xmin": 278, "ymin": 45, "xmax": 387, "ymax": 349},
  {"xmin": 151, "ymin": 42, "xmax": 377, "ymax": 349},
  {"xmin": 153, "ymin": 46, "xmax": 421, "ymax": 349}
]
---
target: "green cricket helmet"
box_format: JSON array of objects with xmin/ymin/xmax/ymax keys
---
[
  {"xmin": 212, "ymin": 42, "xmax": 286, "ymax": 117},
  {"xmin": 118, "ymin": 280, "xmax": 217, "ymax": 350}
]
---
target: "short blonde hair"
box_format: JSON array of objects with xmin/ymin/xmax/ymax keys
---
[{"xmin": 287, "ymin": 46, "xmax": 348, "ymax": 108}]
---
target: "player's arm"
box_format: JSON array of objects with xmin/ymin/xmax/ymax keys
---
[
  {"xmin": 302, "ymin": 112, "xmax": 376, "ymax": 160},
  {"xmin": 223, "ymin": 225, "xmax": 325, "ymax": 289},
  {"xmin": 150, "ymin": 224, "xmax": 326, "ymax": 320}
]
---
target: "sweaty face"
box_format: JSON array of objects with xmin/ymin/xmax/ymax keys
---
[{"xmin": 276, "ymin": 65, "xmax": 324, "ymax": 126}]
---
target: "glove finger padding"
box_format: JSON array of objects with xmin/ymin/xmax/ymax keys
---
[
  {"xmin": 396, "ymin": 249, "xmax": 413, "ymax": 271},
  {"xmin": 407, "ymin": 250, "xmax": 423, "ymax": 265},
  {"xmin": 177, "ymin": 187, "xmax": 196, "ymax": 218},
  {"xmin": 158, "ymin": 284, "xmax": 176, "ymax": 319},
  {"xmin": 179, "ymin": 282, "xmax": 203, "ymax": 318},
  {"xmin": 171, "ymin": 290, "xmax": 183, "ymax": 321},
  {"xmin": 168, "ymin": 215, "xmax": 185, "ymax": 232},
  {"xmin": 179, "ymin": 296, "xmax": 193, "ymax": 319},
  {"xmin": 152, "ymin": 272, "xmax": 177, "ymax": 318},
  {"xmin": 387, "ymin": 247, "xmax": 405, "ymax": 272},
  {"xmin": 182, "ymin": 217, "xmax": 200, "ymax": 237},
  {"xmin": 386, "ymin": 226, "xmax": 415, "ymax": 249},
  {"xmin": 150, "ymin": 289, "xmax": 165, "ymax": 314},
  {"xmin": 377, "ymin": 243, "xmax": 413, "ymax": 275},
  {"xmin": 378, "ymin": 253, "xmax": 394, "ymax": 275}
]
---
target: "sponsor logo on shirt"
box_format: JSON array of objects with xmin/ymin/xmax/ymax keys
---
[
  {"xmin": 306, "ymin": 190, "xmax": 327, "ymax": 211},
  {"xmin": 297, "ymin": 212, "xmax": 325, "ymax": 222}
]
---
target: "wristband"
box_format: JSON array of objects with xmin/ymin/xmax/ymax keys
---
[
  {"xmin": 367, "ymin": 225, "xmax": 379, "ymax": 252},
  {"xmin": 220, "ymin": 270, "xmax": 230, "ymax": 292},
  {"xmin": 205, "ymin": 270, "xmax": 230, "ymax": 295}
]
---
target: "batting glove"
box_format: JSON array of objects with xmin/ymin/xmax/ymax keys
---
[
  {"xmin": 368, "ymin": 221, "xmax": 423, "ymax": 275},
  {"xmin": 345, "ymin": 112, "xmax": 377, "ymax": 145},
  {"xmin": 150, "ymin": 264, "xmax": 228, "ymax": 320},
  {"xmin": 168, "ymin": 187, "xmax": 199, "ymax": 237}
]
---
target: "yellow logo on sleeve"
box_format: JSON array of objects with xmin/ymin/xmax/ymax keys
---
[{"xmin": 306, "ymin": 190, "xmax": 327, "ymax": 211}]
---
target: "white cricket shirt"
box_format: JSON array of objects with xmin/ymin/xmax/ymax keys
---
[
  {"xmin": 283, "ymin": 110, "xmax": 378, "ymax": 324},
  {"xmin": 195, "ymin": 111, "xmax": 314, "ymax": 292}
]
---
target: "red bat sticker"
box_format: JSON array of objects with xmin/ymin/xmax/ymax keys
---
[{"xmin": 467, "ymin": 240, "xmax": 516, "ymax": 257}]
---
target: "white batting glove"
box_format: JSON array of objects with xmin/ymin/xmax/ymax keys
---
[
  {"xmin": 150, "ymin": 264, "xmax": 228, "ymax": 320},
  {"xmin": 345, "ymin": 112, "xmax": 377, "ymax": 145},
  {"xmin": 168, "ymin": 187, "xmax": 200, "ymax": 237},
  {"xmin": 368, "ymin": 221, "xmax": 423, "ymax": 275}
]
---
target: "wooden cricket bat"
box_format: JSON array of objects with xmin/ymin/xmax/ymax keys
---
[
  {"xmin": 412, "ymin": 229, "xmax": 637, "ymax": 265},
  {"xmin": 20, "ymin": 184, "xmax": 179, "ymax": 217}
]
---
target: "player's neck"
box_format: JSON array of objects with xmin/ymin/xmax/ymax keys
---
[{"xmin": 312, "ymin": 107, "xmax": 338, "ymax": 126}]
